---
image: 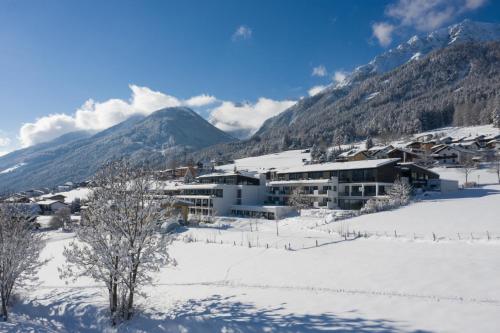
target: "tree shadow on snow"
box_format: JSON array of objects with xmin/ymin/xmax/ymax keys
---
[
  {"xmin": 1, "ymin": 291, "xmax": 432, "ymax": 333},
  {"xmin": 419, "ymin": 186, "xmax": 500, "ymax": 202},
  {"xmin": 1, "ymin": 289, "xmax": 110, "ymax": 333},
  {"xmin": 126, "ymin": 294, "xmax": 431, "ymax": 333}
]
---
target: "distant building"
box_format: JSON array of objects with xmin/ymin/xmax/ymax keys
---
[{"xmin": 37, "ymin": 200, "xmax": 68, "ymax": 215}]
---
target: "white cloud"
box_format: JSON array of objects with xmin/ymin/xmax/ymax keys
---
[
  {"xmin": 384, "ymin": 0, "xmax": 488, "ymax": 32},
  {"xmin": 185, "ymin": 94, "xmax": 217, "ymax": 107},
  {"xmin": 372, "ymin": 22, "xmax": 396, "ymax": 47},
  {"xmin": 0, "ymin": 135, "xmax": 10, "ymax": 147},
  {"xmin": 333, "ymin": 71, "xmax": 348, "ymax": 84},
  {"xmin": 232, "ymin": 25, "xmax": 252, "ymax": 41},
  {"xmin": 18, "ymin": 85, "xmax": 218, "ymax": 147},
  {"xmin": 465, "ymin": 0, "xmax": 487, "ymax": 10},
  {"xmin": 20, "ymin": 114, "xmax": 79, "ymax": 148},
  {"xmin": 312, "ymin": 65, "xmax": 327, "ymax": 77},
  {"xmin": 17, "ymin": 84, "xmax": 296, "ymax": 147},
  {"xmin": 209, "ymin": 98, "xmax": 296, "ymax": 137},
  {"xmin": 308, "ymin": 85, "xmax": 327, "ymax": 96}
]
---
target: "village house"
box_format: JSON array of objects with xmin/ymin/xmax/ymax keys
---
[{"xmin": 37, "ymin": 200, "xmax": 69, "ymax": 215}]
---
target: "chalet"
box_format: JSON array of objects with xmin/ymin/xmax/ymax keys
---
[
  {"xmin": 337, "ymin": 149, "xmax": 371, "ymax": 162},
  {"xmin": 486, "ymin": 139, "xmax": 500, "ymax": 151},
  {"xmin": 368, "ymin": 145, "xmax": 394, "ymax": 159},
  {"xmin": 386, "ymin": 148, "xmax": 420, "ymax": 162},
  {"xmin": 37, "ymin": 200, "xmax": 68, "ymax": 215},
  {"xmin": 156, "ymin": 166, "xmax": 198, "ymax": 181},
  {"xmin": 405, "ymin": 141, "xmax": 434, "ymax": 152},
  {"xmin": 431, "ymin": 145, "xmax": 476, "ymax": 165},
  {"xmin": 453, "ymin": 140, "xmax": 481, "ymax": 151}
]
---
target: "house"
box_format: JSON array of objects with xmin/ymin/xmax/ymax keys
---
[
  {"xmin": 405, "ymin": 141, "xmax": 434, "ymax": 152},
  {"xmin": 368, "ymin": 145, "xmax": 394, "ymax": 159},
  {"xmin": 486, "ymin": 139, "xmax": 500, "ymax": 151},
  {"xmin": 431, "ymin": 145, "xmax": 477, "ymax": 165},
  {"xmin": 156, "ymin": 166, "xmax": 198, "ymax": 181},
  {"xmin": 57, "ymin": 185, "xmax": 72, "ymax": 192},
  {"xmin": 386, "ymin": 148, "xmax": 420, "ymax": 162},
  {"xmin": 37, "ymin": 200, "xmax": 69, "ymax": 215},
  {"xmin": 337, "ymin": 149, "xmax": 370, "ymax": 162},
  {"xmin": 453, "ymin": 140, "xmax": 481, "ymax": 151}
]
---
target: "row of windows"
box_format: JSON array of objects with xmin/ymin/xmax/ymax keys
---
[
  {"xmin": 232, "ymin": 210, "xmax": 275, "ymax": 220},
  {"xmin": 181, "ymin": 189, "xmax": 223, "ymax": 197},
  {"xmin": 278, "ymin": 169, "xmax": 377, "ymax": 182}
]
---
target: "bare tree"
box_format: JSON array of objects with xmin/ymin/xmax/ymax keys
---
[
  {"xmin": 55, "ymin": 207, "xmax": 72, "ymax": 231},
  {"xmin": 0, "ymin": 204, "xmax": 48, "ymax": 321},
  {"xmin": 460, "ymin": 156, "xmax": 476, "ymax": 186},
  {"xmin": 289, "ymin": 187, "xmax": 311, "ymax": 212},
  {"xmin": 490, "ymin": 152, "xmax": 500, "ymax": 184},
  {"xmin": 60, "ymin": 161, "xmax": 176, "ymax": 324}
]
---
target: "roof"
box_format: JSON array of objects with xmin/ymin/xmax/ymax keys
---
[
  {"xmin": 197, "ymin": 170, "xmax": 258, "ymax": 179},
  {"xmin": 269, "ymin": 179, "xmax": 335, "ymax": 185},
  {"xmin": 276, "ymin": 158, "xmax": 400, "ymax": 174},
  {"xmin": 37, "ymin": 200, "xmax": 66, "ymax": 206},
  {"xmin": 338, "ymin": 149, "xmax": 367, "ymax": 158},
  {"xmin": 397, "ymin": 163, "xmax": 440, "ymax": 177},
  {"xmin": 388, "ymin": 147, "xmax": 419, "ymax": 155}
]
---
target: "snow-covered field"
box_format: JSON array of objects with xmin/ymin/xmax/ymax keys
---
[{"xmin": 2, "ymin": 185, "xmax": 500, "ymax": 332}]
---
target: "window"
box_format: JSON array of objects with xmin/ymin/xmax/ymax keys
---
[
  {"xmin": 351, "ymin": 186, "xmax": 362, "ymax": 196},
  {"xmin": 364, "ymin": 185, "xmax": 376, "ymax": 196},
  {"xmin": 378, "ymin": 185, "xmax": 386, "ymax": 195}
]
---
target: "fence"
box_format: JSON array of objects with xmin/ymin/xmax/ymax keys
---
[{"xmin": 177, "ymin": 227, "xmax": 500, "ymax": 252}]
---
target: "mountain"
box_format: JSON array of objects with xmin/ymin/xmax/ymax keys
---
[
  {"xmin": 0, "ymin": 107, "xmax": 235, "ymax": 192},
  {"xmin": 194, "ymin": 24, "xmax": 500, "ymax": 161},
  {"xmin": 347, "ymin": 20, "xmax": 500, "ymax": 84}
]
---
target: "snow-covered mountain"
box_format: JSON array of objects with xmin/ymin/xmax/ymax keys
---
[
  {"xmin": 0, "ymin": 107, "xmax": 236, "ymax": 192},
  {"xmin": 348, "ymin": 20, "xmax": 500, "ymax": 83}
]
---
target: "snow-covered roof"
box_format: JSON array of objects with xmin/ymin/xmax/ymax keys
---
[
  {"xmin": 37, "ymin": 199, "xmax": 66, "ymax": 205},
  {"xmin": 197, "ymin": 170, "xmax": 259, "ymax": 179},
  {"xmin": 338, "ymin": 149, "xmax": 367, "ymax": 158},
  {"xmin": 277, "ymin": 158, "xmax": 400, "ymax": 174},
  {"xmin": 369, "ymin": 145, "xmax": 393, "ymax": 152}
]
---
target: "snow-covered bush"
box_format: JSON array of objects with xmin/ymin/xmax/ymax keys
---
[
  {"xmin": 0, "ymin": 204, "xmax": 48, "ymax": 321},
  {"xmin": 361, "ymin": 180, "xmax": 412, "ymax": 215},
  {"xmin": 388, "ymin": 179, "xmax": 412, "ymax": 206}
]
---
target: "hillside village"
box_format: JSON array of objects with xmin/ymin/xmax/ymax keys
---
[{"xmin": 2, "ymin": 125, "xmax": 499, "ymax": 228}]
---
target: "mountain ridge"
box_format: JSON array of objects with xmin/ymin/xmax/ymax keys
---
[{"xmin": 0, "ymin": 107, "xmax": 235, "ymax": 192}]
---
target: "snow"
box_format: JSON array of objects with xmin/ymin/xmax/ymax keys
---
[
  {"xmin": 39, "ymin": 188, "xmax": 90, "ymax": 203},
  {"xmin": 409, "ymin": 52, "xmax": 421, "ymax": 61},
  {"xmin": 365, "ymin": 91, "xmax": 380, "ymax": 100},
  {"xmin": 415, "ymin": 124, "xmax": 500, "ymax": 141},
  {"xmin": 277, "ymin": 158, "xmax": 399, "ymax": 173},
  {"xmin": 218, "ymin": 149, "xmax": 311, "ymax": 173},
  {"xmin": 0, "ymin": 162, "xmax": 26, "ymax": 174},
  {"xmin": 2, "ymin": 184, "xmax": 500, "ymax": 332},
  {"xmin": 433, "ymin": 166, "xmax": 499, "ymax": 185}
]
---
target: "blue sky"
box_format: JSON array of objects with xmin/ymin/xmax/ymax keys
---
[{"xmin": 0, "ymin": 0, "xmax": 499, "ymax": 153}]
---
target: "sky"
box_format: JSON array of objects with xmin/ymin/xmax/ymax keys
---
[{"xmin": 0, "ymin": 0, "xmax": 499, "ymax": 155}]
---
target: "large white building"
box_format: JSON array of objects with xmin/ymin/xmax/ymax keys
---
[{"xmin": 158, "ymin": 158, "xmax": 441, "ymax": 219}]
